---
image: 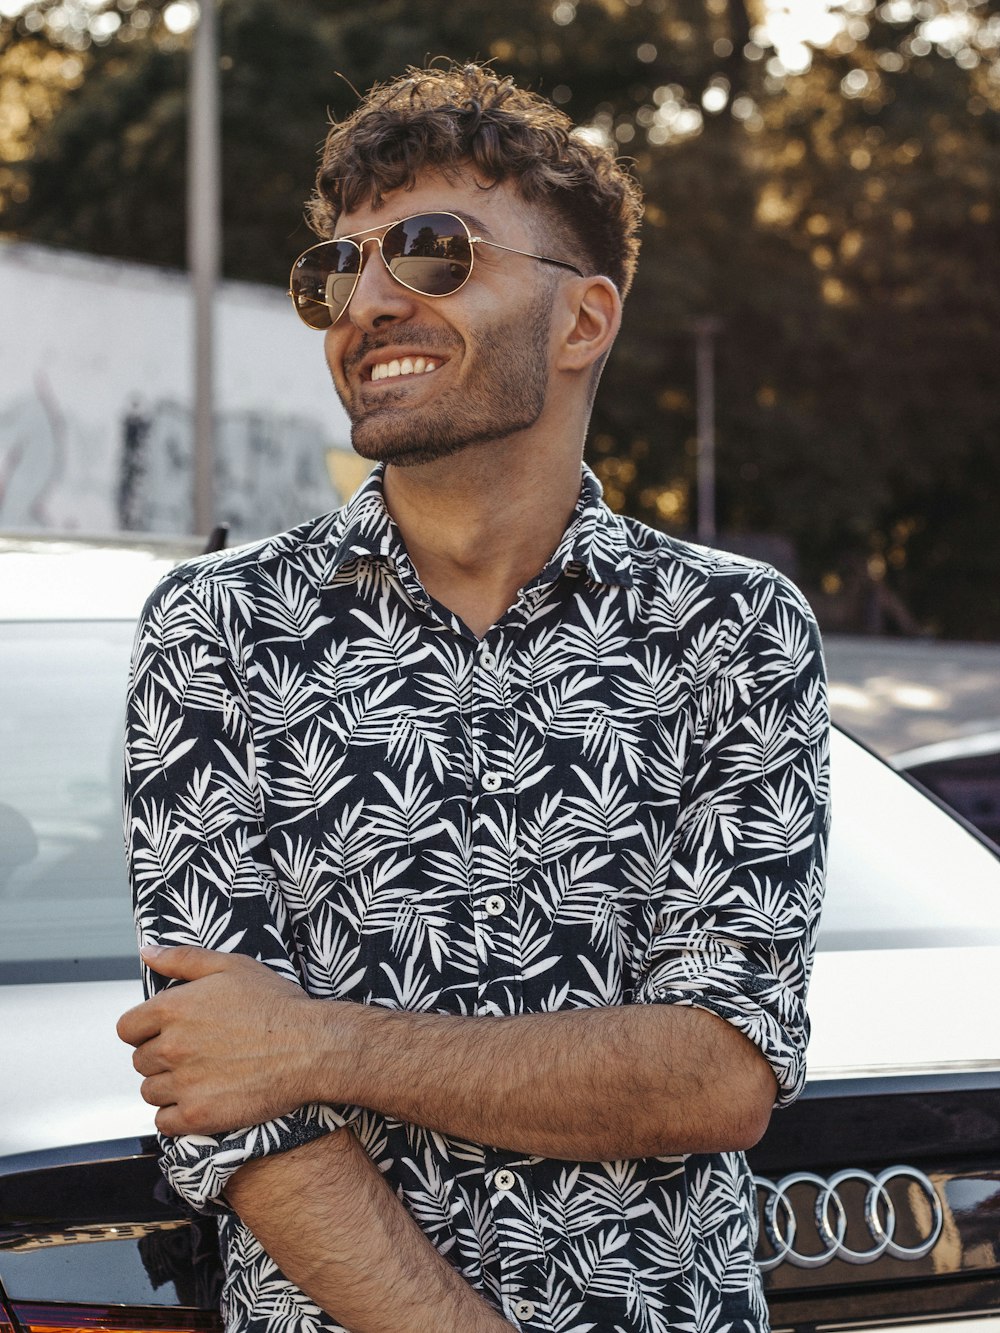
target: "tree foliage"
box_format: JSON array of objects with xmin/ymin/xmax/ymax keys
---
[{"xmin": 2, "ymin": 0, "xmax": 999, "ymax": 637}]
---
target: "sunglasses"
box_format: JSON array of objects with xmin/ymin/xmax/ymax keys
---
[{"xmin": 288, "ymin": 210, "xmax": 585, "ymax": 330}]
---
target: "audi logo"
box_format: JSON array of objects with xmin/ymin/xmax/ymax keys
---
[{"xmin": 753, "ymin": 1166, "xmax": 944, "ymax": 1270}]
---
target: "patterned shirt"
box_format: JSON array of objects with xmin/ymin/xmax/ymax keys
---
[{"xmin": 125, "ymin": 464, "xmax": 829, "ymax": 1333}]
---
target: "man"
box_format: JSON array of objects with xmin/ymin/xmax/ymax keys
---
[{"xmin": 118, "ymin": 62, "xmax": 829, "ymax": 1333}]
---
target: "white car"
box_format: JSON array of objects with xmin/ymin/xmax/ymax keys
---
[{"xmin": 2, "ymin": 536, "xmax": 999, "ymax": 1333}]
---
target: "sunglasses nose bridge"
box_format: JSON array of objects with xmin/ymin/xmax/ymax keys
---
[
  {"xmin": 352, "ymin": 233, "xmax": 396, "ymax": 283},
  {"xmin": 340, "ymin": 231, "xmax": 422, "ymax": 327}
]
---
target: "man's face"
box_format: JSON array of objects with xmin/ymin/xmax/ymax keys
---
[{"xmin": 322, "ymin": 172, "xmax": 562, "ymax": 468}]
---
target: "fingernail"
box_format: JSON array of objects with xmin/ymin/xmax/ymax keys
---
[{"xmin": 140, "ymin": 944, "xmax": 164, "ymax": 959}]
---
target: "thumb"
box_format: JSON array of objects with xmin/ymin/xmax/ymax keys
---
[{"xmin": 140, "ymin": 942, "xmax": 240, "ymax": 980}]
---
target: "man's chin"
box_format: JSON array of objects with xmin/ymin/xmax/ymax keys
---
[{"xmin": 349, "ymin": 423, "xmax": 468, "ymax": 469}]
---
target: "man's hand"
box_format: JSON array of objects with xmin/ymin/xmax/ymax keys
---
[
  {"xmin": 118, "ymin": 943, "xmax": 776, "ymax": 1159},
  {"xmin": 116, "ymin": 945, "xmax": 336, "ymax": 1136}
]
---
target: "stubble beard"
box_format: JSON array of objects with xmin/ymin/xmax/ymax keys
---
[{"xmin": 344, "ymin": 288, "xmax": 554, "ymax": 468}]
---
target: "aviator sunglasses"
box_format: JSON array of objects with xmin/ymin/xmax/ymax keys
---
[{"xmin": 288, "ymin": 210, "xmax": 585, "ymax": 330}]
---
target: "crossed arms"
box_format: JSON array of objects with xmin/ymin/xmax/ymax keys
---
[
  {"xmin": 117, "ymin": 946, "xmax": 776, "ymax": 1332},
  {"xmin": 119, "ymin": 561, "xmax": 828, "ymax": 1331}
]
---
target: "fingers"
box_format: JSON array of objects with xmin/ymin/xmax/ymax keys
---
[
  {"xmin": 152, "ymin": 1092, "xmax": 231, "ymax": 1137},
  {"xmin": 155, "ymin": 1103, "xmax": 195, "ymax": 1137},
  {"xmin": 140, "ymin": 943, "xmax": 245, "ymax": 981},
  {"xmin": 131, "ymin": 1040, "xmax": 170, "ymax": 1078},
  {"xmin": 116, "ymin": 999, "xmax": 161, "ymax": 1048},
  {"xmin": 140, "ymin": 1072, "xmax": 175, "ymax": 1109},
  {"xmin": 141, "ymin": 1072, "xmax": 221, "ymax": 1136}
]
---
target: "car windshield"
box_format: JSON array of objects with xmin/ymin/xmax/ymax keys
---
[
  {"xmin": 0, "ymin": 620, "xmax": 138, "ymax": 983},
  {"xmin": 3, "ymin": 620, "xmax": 1000, "ymax": 984}
]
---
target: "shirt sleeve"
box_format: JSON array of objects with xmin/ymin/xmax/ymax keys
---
[
  {"xmin": 633, "ymin": 563, "xmax": 830, "ymax": 1106},
  {"xmin": 124, "ymin": 568, "xmax": 353, "ymax": 1213}
]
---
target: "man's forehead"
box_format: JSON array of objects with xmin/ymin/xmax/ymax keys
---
[{"xmin": 333, "ymin": 171, "xmax": 527, "ymax": 239}]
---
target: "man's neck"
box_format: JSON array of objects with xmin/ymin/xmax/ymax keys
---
[{"xmin": 381, "ymin": 441, "xmax": 583, "ymax": 638}]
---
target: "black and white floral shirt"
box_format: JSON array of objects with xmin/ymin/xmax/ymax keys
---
[{"xmin": 125, "ymin": 464, "xmax": 829, "ymax": 1333}]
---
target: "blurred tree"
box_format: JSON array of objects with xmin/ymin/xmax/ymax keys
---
[{"xmin": 1, "ymin": 0, "xmax": 998, "ymax": 637}]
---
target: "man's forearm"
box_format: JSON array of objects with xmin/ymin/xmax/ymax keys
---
[
  {"xmin": 124, "ymin": 949, "xmax": 776, "ymax": 1153},
  {"xmin": 225, "ymin": 1130, "xmax": 512, "ymax": 1333},
  {"xmin": 310, "ymin": 1000, "xmax": 775, "ymax": 1160}
]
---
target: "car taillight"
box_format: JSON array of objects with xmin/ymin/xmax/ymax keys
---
[{"xmin": 8, "ymin": 1305, "xmax": 222, "ymax": 1333}]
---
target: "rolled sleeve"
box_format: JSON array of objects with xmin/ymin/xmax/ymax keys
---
[
  {"xmin": 634, "ymin": 565, "xmax": 830, "ymax": 1106},
  {"xmin": 124, "ymin": 569, "xmax": 349, "ymax": 1212}
]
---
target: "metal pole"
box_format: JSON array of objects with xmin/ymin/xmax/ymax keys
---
[
  {"xmin": 188, "ymin": 0, "xmax": 220, "ymax": 536},
  {"xmin": 693, "ymin": 317, "xmax": 722, "ymax": 546}
]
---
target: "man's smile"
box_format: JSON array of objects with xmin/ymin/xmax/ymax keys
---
[{"xmin": 366, "ymin": 354, "xmax": 442, "ymax": 383}]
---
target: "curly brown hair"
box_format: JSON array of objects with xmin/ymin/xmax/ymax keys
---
[{"xmin": 307, "ymin": 62, "xmax": 644, "ymax": 299}]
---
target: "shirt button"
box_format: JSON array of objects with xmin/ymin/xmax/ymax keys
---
[
  {"xmin": 481, "ymin": 771, "xmax": 502, "ymax": 792},
  {"xmin": 513, "ymin": 1300, "xmax": 536, "ymax": 1322},
  {"xmin": 494, "ymin": 1169, "xmax": 516, "ymax": 1191},
  {"xmin": 484, "ymin": 894, "xmax": 506, "ymax": 917},
  {"xmin": 480, "ymin": 648, "xmax": 497, "ymax": 670}
]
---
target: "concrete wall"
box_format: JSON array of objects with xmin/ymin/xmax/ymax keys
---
[{"xmin": 0, "ymin": 241, "xmax": 367, "ymax": 540}]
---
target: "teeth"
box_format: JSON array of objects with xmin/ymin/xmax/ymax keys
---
[{"xmin": 371, "ymin": 357, "xmax": 440, "ymax": 381}]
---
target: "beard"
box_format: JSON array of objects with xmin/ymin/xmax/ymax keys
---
[{"xmin": 342, "ymin": 287, "xmax": 555, "ymax": 467}]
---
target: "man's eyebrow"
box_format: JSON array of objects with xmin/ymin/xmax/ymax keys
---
[{"xmin": 460, "ymin": 211, "xmax": 493, "ymax": 237}]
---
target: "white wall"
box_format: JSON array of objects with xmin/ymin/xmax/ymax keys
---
[{"xmin": 0, "ymin": 241, "xmax": 366, "ymax": 540}]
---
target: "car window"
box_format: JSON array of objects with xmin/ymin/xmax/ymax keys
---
[
  {"xmin": 906, "ymin": 752, "xmax": 1000, "ymax": 846},
  {"xmin": 0, "ymin": 621, "xmax": 138, "ymax": 983},
  {"xmin": 820, "ymin": 727, "xmax": 1000, "ymax": 951}
]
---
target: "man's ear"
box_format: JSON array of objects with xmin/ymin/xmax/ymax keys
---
[{"xmin": 554, "ymin": 276, "xmax": 622, "ymax": 374}]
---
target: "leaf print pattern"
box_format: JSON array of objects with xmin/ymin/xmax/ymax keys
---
[{"xmin": 125, "ymin": 464, "xmax": 829, "ymax": 1333}]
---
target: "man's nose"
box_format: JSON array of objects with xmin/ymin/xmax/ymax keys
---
[{"xmin": 347, "ymin": 238, "xmax": 419, "ymax": 331}]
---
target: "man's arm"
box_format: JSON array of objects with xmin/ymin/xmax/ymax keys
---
[
  {"xmin": 122, "ymin": 570, "xmax": 352, "ymax": 1213},
  {"xmin": 122, "ymin": 574, "xmax": 515, "ymax": 1322},
  {"xmin": 225, "ymin": 1132, "xmax": 512, "ymax": 1332},
  {"xmin": 120, "ymin": 944, "xmax": 776, "ymax": 1158}
]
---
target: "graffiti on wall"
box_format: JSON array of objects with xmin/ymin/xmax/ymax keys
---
[
  {"xmin": 0, "ymin": 379, "xmax": 358, "ymax": 539},
  {"xmin": 0, "ymin": 378, "xmax": 68, "ymax": 530}
]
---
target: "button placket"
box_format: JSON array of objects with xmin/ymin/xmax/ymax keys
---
[{"xmin": 486, "ymin": 1161, "xmax": 546, "ymax": 1328}]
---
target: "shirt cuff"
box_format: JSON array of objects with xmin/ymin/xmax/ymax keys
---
[
  {"xmin": 633, "ymin": 954, "xmax": 810, "ymax": 1107},
  {"xmin": 159, "ymin": 1102, "xmax": 359, "ymax": 1213}
]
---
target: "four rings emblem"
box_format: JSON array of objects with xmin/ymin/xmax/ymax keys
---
[{"xmin": 753, "ymin": 1166, "xmax": 944, "ymax": 1270}]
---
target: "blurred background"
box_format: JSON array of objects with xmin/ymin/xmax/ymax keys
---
[{"xmin": 1, "ymin": 0, "xmax": 998, "ymax": 776}]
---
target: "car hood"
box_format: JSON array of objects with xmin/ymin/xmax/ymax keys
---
[{"xmin": 0, "ymin": 978, "xmax": 152, "ymax": 1158}]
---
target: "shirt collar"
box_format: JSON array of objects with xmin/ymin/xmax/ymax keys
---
[
  {"xmin": 535, "ymin": 464, "xmax": 634, "ymax": 589},
  {"xmin": 321, "ymin": 462, "xmax": 633, "ymax": 589},
  {"xmin": 321, "ymin": 465, "xmax": 398, "ymax": 583}
]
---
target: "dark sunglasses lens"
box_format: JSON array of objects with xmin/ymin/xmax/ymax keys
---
[
  {"xmin": 291, "ymin": 241, "xmax": 361, "ymax": 328},
  {"xmin": 383, "ymin": 213, "xmax": 472, "ymax": 296}
]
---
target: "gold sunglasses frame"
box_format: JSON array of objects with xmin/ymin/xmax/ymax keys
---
[{"xmin": 288, "ymin": 210, "xmax": 585, "ymax": 329}]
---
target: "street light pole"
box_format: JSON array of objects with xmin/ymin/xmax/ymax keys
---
[
  {"xmin": 693, "ymin": 316, "xmax": 722, "ymax": 547},
  {"xmin": 188, "ymin": 0, "xmax": 220, "ymax": 537}
]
